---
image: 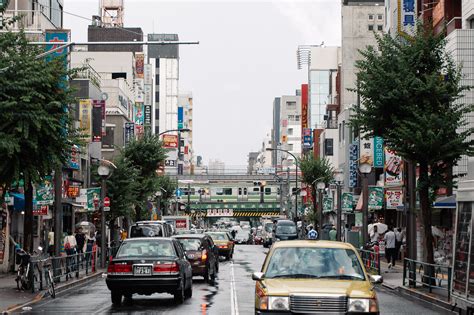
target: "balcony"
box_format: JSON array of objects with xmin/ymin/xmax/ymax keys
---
[{"xmin": 71, "ymin": 64, "xmax": 102, "ymax": 89}]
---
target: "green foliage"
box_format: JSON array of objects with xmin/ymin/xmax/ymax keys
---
[
  {"xmin": 299, "ymin": 155, "xmax": 334, "ymax": 189},
  {"xmin": 156, "ymin": 175, "xmax": 177, "ymax": 201},
  {"xmin": 0, "ymin": 30, "xmax": 82, "ymax": 188}
]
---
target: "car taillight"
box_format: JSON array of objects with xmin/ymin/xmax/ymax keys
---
[
  {"xmin": 107, "ymin": 262, "xmax": 132, "ymax": 274},
  {"xmin": 153, "ymin": 262, "xmax": 179, "ymax": 273},
  {"xmin": 201, "ymin": 250, "xmax": 208, "ymax": 262}
]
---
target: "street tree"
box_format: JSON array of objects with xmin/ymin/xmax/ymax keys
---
[
  {"xmin": 122, "ymin": 135, "xmax": 166, "ymax": 221},
  {"xmin": 351, "ymin": 24, "xmax": 473, "ymax": 265},
  {"xmin": 0, "ymin": 29, "xmax": 82, "ymax": 251},
  {"xmin": 155, "ymin": 175, "xmax": 177, "ymax": 216},
  {"xmin": 300, "ymin": 156, "xmax": 334, "ymax": 228}
]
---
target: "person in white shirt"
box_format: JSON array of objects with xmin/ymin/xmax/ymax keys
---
[
  {"xmin": 64, "ymin": 230, "xmax": 77, "ymax": 275},
  {"xmin": 384, "ymin": 226, "xmax": 397, "ymax": 268},
  {"xmin": 370, "ymin": 225, "xmax": 379, "ymax": 243},
  {"xmin": 395, "ymin": 228, "xmax": 403, "ymax": 261}
]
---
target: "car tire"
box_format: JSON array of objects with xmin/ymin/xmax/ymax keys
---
[
  {"xmin": 111, "ymin": 291, "xmax": 122, "ymax": 306},
  {"xmin": 203, "ymin": 268, "xmax": 209, "ymax": 282},
  {"xmin": 215, "ymin": 262, "xmax": 219, "ymax": 273},
  {"xmin": 209, "ymin": 268, "xmax": 216, "ymax": 284},
  {"xmin": 185, "ymin": 279, "xmax": 193, "ymax": 298},
  {"xmin": 174, "ymin": 279, "xmax": 185, "ymax": 304}
]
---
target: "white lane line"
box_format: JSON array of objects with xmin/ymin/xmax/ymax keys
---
[{"xmin": 230, "ymin": 261, "xmax": 240, "ymax": 315}]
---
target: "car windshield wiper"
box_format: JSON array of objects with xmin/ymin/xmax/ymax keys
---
[
  {"xmin": 320, "ymin": 275, "xmax": 365, "ymax": 280},
  {"xmin": 269, "ymin": 273, "xmax": 321, "ymax": 279}
]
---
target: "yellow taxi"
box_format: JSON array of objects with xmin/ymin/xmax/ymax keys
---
[{"xmin": 252, "ymin": 240, "xmax": 382, "ymax": 314}]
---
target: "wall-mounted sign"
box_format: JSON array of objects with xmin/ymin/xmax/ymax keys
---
[
  {"xmin": 144, "ymin": 105, "xmax": 152, "ymax": 125},
  {"xmin": 349, "ymin": 140, "xmax": 359, "ymax": 188},
  {"xmin": 207, "ymin": 209, "xmax": 234, "ymax": 217},
  {"xmin": 33, "ymin": 205, "xmax": 48, "ymax": 216},
  {"xmin": 178, "ymin": 107, "xmax": 184, "ymax": 129},
  {"xmin": 79, "ymin": 99, "xmax": 92, "ymax": 142},
  {"xmin": 341, "ymin": 192, "xmax": 353, "ymax": 213},
  {"xmin": 398, "ymin": 0, "xmax": 415, "ymax": 36},
  {"xmin": 163, "ymin": 135, "xmax": 178, "ymax": 148},
  {"xmin": 386, "ymin": 189, "xmax": 404, "ymax": 209},
  {"xmin": 165, "ymin": 160, "xmax": 176, "ymax": 167},
  {"xmin": 36, "ymin": 176, "xmax": 53, "ymax": 206},
  {"xmin": 124, "ymin": 122, "xmax": 135, "ymax": 146},
  {"xmin": 373, "ymin": 136, "xmax": 384, "ymax": 168},
  {"xmin": 359, "ymin": 138, "xmax": 373, "ymax": 166},
  {"xmin": 385, "ymin": 148, "xmax": 403, "ymax": 186},
  {"xmin": 322, "ymin": 196, "xmax": 333, "ymax": 213},
  {"xmin": 144, "ymin": 85, "xmax": 152, "ymax": 106}
]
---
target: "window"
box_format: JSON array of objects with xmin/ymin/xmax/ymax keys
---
[
  {"xmin": 377, "ymin": 14, "xmax": 383, "ymax": 20},
  {"xmin": 368, "ymin": 25, "xmax": 374, "ymax": 31},
  {"xmin": 295, "ymin": 115, "xmax": 300, "ymax": 121},
  {"xmin": 470, "ymin": 19, "xmax": 474, "ymax": 29},
  {"xmin": 368, "ymin": 14, "xmax": 374, "ymax": 20},
  {"xmin": 288, "ymin": 115, "xmax": 295, "ymax": 121},
  {"xmin": 253, "ymin": 187, "xmax": 260, "ymax": 192},
  {"xmin": 155, "ymin": 74, "xmax": 159, "ymax": 84},
  {"xmin": 265, "ymin": 187, "xmax": 272, "ymax": 195},
  {"xmin": 112, "ymin": 72, "xmax": 127, "ymax": 79},
  {"xmin": 286, "ymin": 101, "xmax": 296, "ymax": 108},
  {"xmin": 342, "ymin": 121, "xmax": 345, "ymax": 141},
  {"xmin": 324, "ymin": 139, "xmax": 334, "ymax": 156},
  {"xmin": 155, "ymin": 91, "xmax": 160, "ymax": 101},
  {"xmin": 377, "ymin": 25, "xmax": 383, "ymax": 31},
  {"xmin": 223, "ymin": 188, "xmax": 233, "ymax": 195},
  {"xmin": 288, "ymin": 128, "xmax": 293, "ymax": 136},
  {"xmin": 155, "ymin": 108, "xmax": 159, "ymax": 120}
]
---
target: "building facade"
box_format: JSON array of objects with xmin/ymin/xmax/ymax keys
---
[{"xmin": 178, "ymin": 92, "xmax": 194, "ymax": 175}]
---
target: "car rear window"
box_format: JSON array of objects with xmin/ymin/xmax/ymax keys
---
[
  {"xmin": 116, "ymin": 240, "xmax": 176, "ymax": 258},
  {"xmin": 207, "ymin": 233, "xmax": 228, "ymax": 241},
  {"xmin": 130, "ymin": 225, "xmax": 163, "ymax": 238},
  {"xmin": 177, "ymin": 238, "xmax": 202, "ymax": 251}
]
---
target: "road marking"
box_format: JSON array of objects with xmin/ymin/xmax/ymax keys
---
[{"xmin": 230, "ymin": 261, "xmax": 240, "ymax": 315}]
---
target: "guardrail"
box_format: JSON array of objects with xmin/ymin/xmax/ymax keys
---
[
  {"xmin": 358, "ymin": 248, "xmax": 381, "ymax": 275},
  {"xmin": 402, "ymin": 258, "xmax": 452, "ymax": 301}
]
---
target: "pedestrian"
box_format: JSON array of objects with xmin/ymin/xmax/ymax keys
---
[
  {"xmin": 395, "ymin": 227, "xmax": 403, "ymax": 260},
  {"xmin": 370, "ymin": 226, "xmax": 379, "ymax": 243},
  {"xmin": 307, "ymin": 225, "xmax": 318, "ymax": 240},
  {"xmin": 384, "ymin": 226, "xmax": 396, "ymax": 268},
  {"xmin": 329, "ymin": 225, "xmax": 337, "ymax": 241},
  {"xmin": 75, "ymin": 227, "xmax": 86, "ymax": 268},
  {"xmin": 85, "ymin": 231, "xmax": 95, "ymax": 270},
  {"xmin": 47, "ymin": 230, "xmax": 54, "ymax": 256},
  {"xmin": 64, "ymin": 230, "xmax": 77, "ymax": 277}
]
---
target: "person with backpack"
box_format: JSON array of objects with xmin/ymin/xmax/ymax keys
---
[{"xmin": 64, "ymin": 230, "xmax": 77, "ymax": 277}]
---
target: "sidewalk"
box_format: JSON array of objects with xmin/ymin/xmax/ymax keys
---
[
  {"xmin": 378, "ymin": 260, "xmax": 456, "ymax": 312},
  {"xmin": 0, "ymin": 268, "xmax": 105, "ymax": 313}
]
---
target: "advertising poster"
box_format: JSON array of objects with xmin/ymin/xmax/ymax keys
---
[
  {"xmin": 134, "ymin": 103, "xmax": 144, "ymax": 126},
  {"xmin": 33, "ymin": 205, "xmax": 48, "ymax": 216},
  {"xmin": 359, "ymin": 138, "xmax": 373, "ymax": 166},
  {"xmin": 87, "ymin": 188, "xmax": 101, "ymax": 211},
  {"xmin": 341, "ymin": 192, "xmax": 353, "ymax": 213},
  {"xmin": 386, "ymin": 189, "xmax": 404, "ymax": 209},
  {"xmin": 36, "ymin": 176, "xmax": 54, "ymax": 205},
  {"xmin": 373, "ymin": 136, "xmax": 384, "ymax": 168},
  {"xmin": 124, "ymin": 122, "xmax": 135, "ymax": 146},
  {"xmin": 135, "ymin": 53, "xmax": 144, "ymax": 78},
  {"xmin": 45, "ymin": 30, "xmax": 70, "ymax": 63},
  {"xmin": 163, "ymin": 135, "xmax": 178, "ymax": 148},
  {"xmin": 323, "ymin": 196, "xmax": 333, "ymax": 213},
  {"xmin": 349, "ymin": 140, "xmax": 359, "ymax": 188},
  {"xmin": 68, "ymin": 145, "xmax": 80, "ymax": 170},
  {"xmin": 368, "ymin": 186, "xmax": 384, "ymax": 211},
  {"xmin": 79, "ymin": 99, "xmax": 92, "ymax": 142},
  {"xmin": 385, "ymin": 148, "xmax": 403, "ymax": 186}
]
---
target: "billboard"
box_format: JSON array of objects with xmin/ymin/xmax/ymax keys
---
[
  {"xmin": 135, "ymin": 53, "xmax": 144, "ymax": 78},
  {"xmin": 384, "ymin": 148, "xmax": 403, "ymax": 186},
  {"xmin": 163, "ymin": 135, "xmax": 178, "ymax": 148},
  {"xmin": 79, "ymin": 99, "xmax": 92, "ymax": 142}
]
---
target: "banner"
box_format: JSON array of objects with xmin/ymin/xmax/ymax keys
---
[
  {"xmin": 368, "ymin": 186, "xmax": 384, "ymax": 211},
  {"xmin": 144, "ymin": 64, "xmax": 153, "ymax": 85},
  {"xmin": 341, "ymin": 192, "xmax": 353, "ymax": 213},
  {"xmin": 178, "ymin": 107, "xmax": 184, "ymax": 129},
  {"xmin": 79, "ymin": 99, "xmax": 92, "ymax": 142},
  {"xmin": 373, "ymin": 136, "xmax": 384, "ymax": 168},
  {"xmin": 323, "ymin": 196, "xmax": 333, "ymax": 213},
  {"xmin": 163, "ymin": 135, "xmax": 178, "ymax": 148},
  {"xmin": 92, "ymin": 101, "xmax": 103, "ymax": 142},
  {"xmin": 135, "ymin": 53, "xmax": 144, "ymax": 78},
  {"xmin": 135, "ymin": 79, "xmax": 144, "ymax": 103},
  {"xmin": 124, "ymin": 122, "xmax": 135, "ymax": 145},
  {"xmin": 68, "ymin": 145, "xmax": 80, "ymax": 170},
  {"xmin": 398, "ymin": 0, "xmax": 415, "ymax": 36},
  {"xmin": 384, "ymin": 148, "xmax": 403, "ymax": 186},
  {"xmin": 87, "ymin": 188, "xmax": 101, "ymax": 211},
  {"xmin": 303, "ymin": 128, "xmax": 312, "ymax": 148},
  {"xmin": 359, "ymin": 137, "xmax": 374, "ymax": 166},
  {"xmin": 349, "ymin": 140, "xmax": 359, "ymax": 188},
  {"xmin": 144, "ymin": 85, "xmax": 152, "ymax": 106},
  {"xmin": 36, "ymin": 176, "xmax": 54, "ymax": 205},
  {"xmin": 134, "ymin": 103, "xmax": 144, "ymax": 126},
  {"xmin": 386, "ymin": 189, "xmax": 404, "ymax": 209},
  {"xmin": 45, "ymin": 30, "xmax": 70, "ymax": 63}
]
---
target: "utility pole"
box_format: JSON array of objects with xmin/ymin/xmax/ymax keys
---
[{"xmin": 53, "ymin": 166, "xmax": 62, "ymax": 257}]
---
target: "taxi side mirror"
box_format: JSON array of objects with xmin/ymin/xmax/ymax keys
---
[
  {"xmin": 252, "ymin": 272, "xmax": 264, "ymax": 281},
  {"xmin": 370, "ymin": 275, "xmax": 383, "ymax": 284}
]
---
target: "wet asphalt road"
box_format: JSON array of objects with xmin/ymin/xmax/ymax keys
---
[{"xmin": 18, "ymin": 245, "xmax": 449, "ymax": 314}]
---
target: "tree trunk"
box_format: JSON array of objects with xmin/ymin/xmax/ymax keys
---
[
  {"xmin": 418, "ymin": 162, "xmax": 435, "ymax": 285},
  {"xmin": 24, "ymin": 179, "xmax": 34, "ymax": 253},
  {"xmin": 135, "ymin": 205, "xmax": 141, "ymax": 222}
]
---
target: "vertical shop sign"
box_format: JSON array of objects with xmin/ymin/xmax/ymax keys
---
[
  {"xmin": 384, "ymin": 148, "xmax": 403, "ymax": 186},
  {"xmin": 144, "ymin": 105, "xmax": 152, "ymax": 125},
  {"xmin": 398, "ymin": 0, "xmax": 415, "ymax": 36},
  {"xmin": 135, "ymin": 53, "xmax": 144, "ymax": 78},
  {"xmin": 144, "ymin": 64, "xmax": 153, "ymax": 85},
  {"xmin": 373, "ymin": 136, "xmax": 384, "ymax": 168},
  {"xmin": 341, "ymin": 193, "xmax": 353, "ymax": 213},
  {"xmin": 178, "ymin": 107, "xmax": 184, "ymax": 129},
  {"xmin": 68, "ymin": 145, "xmax": 80, "ymax": 170},
  {"xmin": 124, "ymin": 122, "xmax": 135, "ymax": 146},
  {"xmin": 359, "ymin": 137, "xmax": 374, "ymax": 166},
  {"xmin": 79, "ymin": 99, "xmax": 92, "ymax": 142},
  {"xmin": 349, "ymin": 140, "xmax": 359, "ymax": 188},
  {"xmin": 92, "ymin": 101, "xmax": 103, "ymax": 142},
  {"xmin": 386, "ymin": 189, "xmax": 404, "ymax": 209},
  {"xmin": 144, "ymin": 85, "xmax": 152, "ymax": 106},
  {"xmin": 303, "ymin": 128, "xmax": 312, "ymax": 148},
  {"xmin": 368, "ymin": 186, "xmax": 384, "ymax": 211}
]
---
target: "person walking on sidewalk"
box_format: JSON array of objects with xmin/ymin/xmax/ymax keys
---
[
  {"xmin": 395, "ymin": 227, "xmax": 403, "ymax": 261},
  {"xmin": 75, "ymin": 228, "xmax": 86, "ymax": 268},
  {"xmin": 64, "ymin": 230, "xmax": 77, "ymax": 277},
  {"xmin": 384, "ymin": 226, "xmax": 396, "ymax": 268}
]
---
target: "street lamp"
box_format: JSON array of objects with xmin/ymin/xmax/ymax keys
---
[
  {"xmin": 97, "ymin": 162, "xmax": 113, "ymax": 269},
  {"xmin": 358, "ymin": 162, "xmax": 372, "ymax": 246},
  {"xmin": 334, "ymin": 169, "xmax": 344, "ymax": 241},
  {"xmin": 267, "ymin": 148, "xmax": 299, "ymax": 219},
  {"xmin": 159, "ymin": 128, "xmax": 191, "ymax": 175},
  {"xmin": 316, "ymin": 181, "xmax": 325, "ymax": 236}
]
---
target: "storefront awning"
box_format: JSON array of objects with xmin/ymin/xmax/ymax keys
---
[
  {"xmin": 433, "ymin": 195, "xmax": 456, "ymax": 209},
  {"xmin": 10, "ymin": 193, "xmax": 37, "ymax": 211}
]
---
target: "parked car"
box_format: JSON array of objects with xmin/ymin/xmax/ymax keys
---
[
  {"xmin": 128, "ymin": 221, "xmax": 174, "ymax": 238},
  {"xmin": 106, "ymin": 237, "xmax": 193, "ymax": 305},
  {"xmin": 206, "ymin": 231, "xmax": 235, "ymax": 260},
  {"xmin": 174, "ymin": 234, "xmax": 219, "ymax": 283},
  {"xmin": 272, "ymin": 220, "xmax": 298, "ymax": 242},
  {"xmin": 261, "ymin": 221, "xmax": 273, "ymax": 248},
  {"xmin": 252, "ymin": 240, "xmax": 383, "ymax": 314}
]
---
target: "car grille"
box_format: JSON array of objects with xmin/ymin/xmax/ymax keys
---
[{"xmin": 290, "ymin": 294, "xmax": 347, "ymax": 314}]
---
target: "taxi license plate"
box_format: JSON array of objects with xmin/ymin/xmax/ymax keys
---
[{"xmin": 134, "ymin": 265, "xmax": 152, "ymax": 275}]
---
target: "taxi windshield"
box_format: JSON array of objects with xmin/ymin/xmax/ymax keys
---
[{"xmin": 264, "ymin": 247, "xmax": 365, "ymax": 280}]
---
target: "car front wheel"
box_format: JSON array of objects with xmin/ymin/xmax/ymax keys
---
[{"xmin": 111, "ymin": 291, "xmax": 122, "ymax": 306}]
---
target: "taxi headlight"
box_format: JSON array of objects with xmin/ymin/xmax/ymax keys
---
[
  {"xmin": 348, "ymin": 298, "xmax": 378, "ymax": 313},
  {"xmin": 269, "ymin": 296, "xmax": 289, "ymax": 310}
]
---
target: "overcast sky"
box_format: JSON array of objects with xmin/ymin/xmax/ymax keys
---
[{"xmin": 64, "ymin": 0, "xmax": 341, "ymax": 166}]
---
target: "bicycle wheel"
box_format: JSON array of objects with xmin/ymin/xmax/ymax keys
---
[
  {"xmin": 16, "ymin": 269, "xmax": 22, "ymax": 290},
  {"xmin": 46, "ymin": 270, "xmax": 55, "ymax": 298}
]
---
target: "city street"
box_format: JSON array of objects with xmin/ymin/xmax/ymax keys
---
[{"xmin": 19, "ymin": 245, "xmax": 451, "ymax": 314}]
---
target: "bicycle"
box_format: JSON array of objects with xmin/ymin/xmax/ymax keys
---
[{"xmin": 15, "ymin": 248, "xmax": 39, "ymax": 291}]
